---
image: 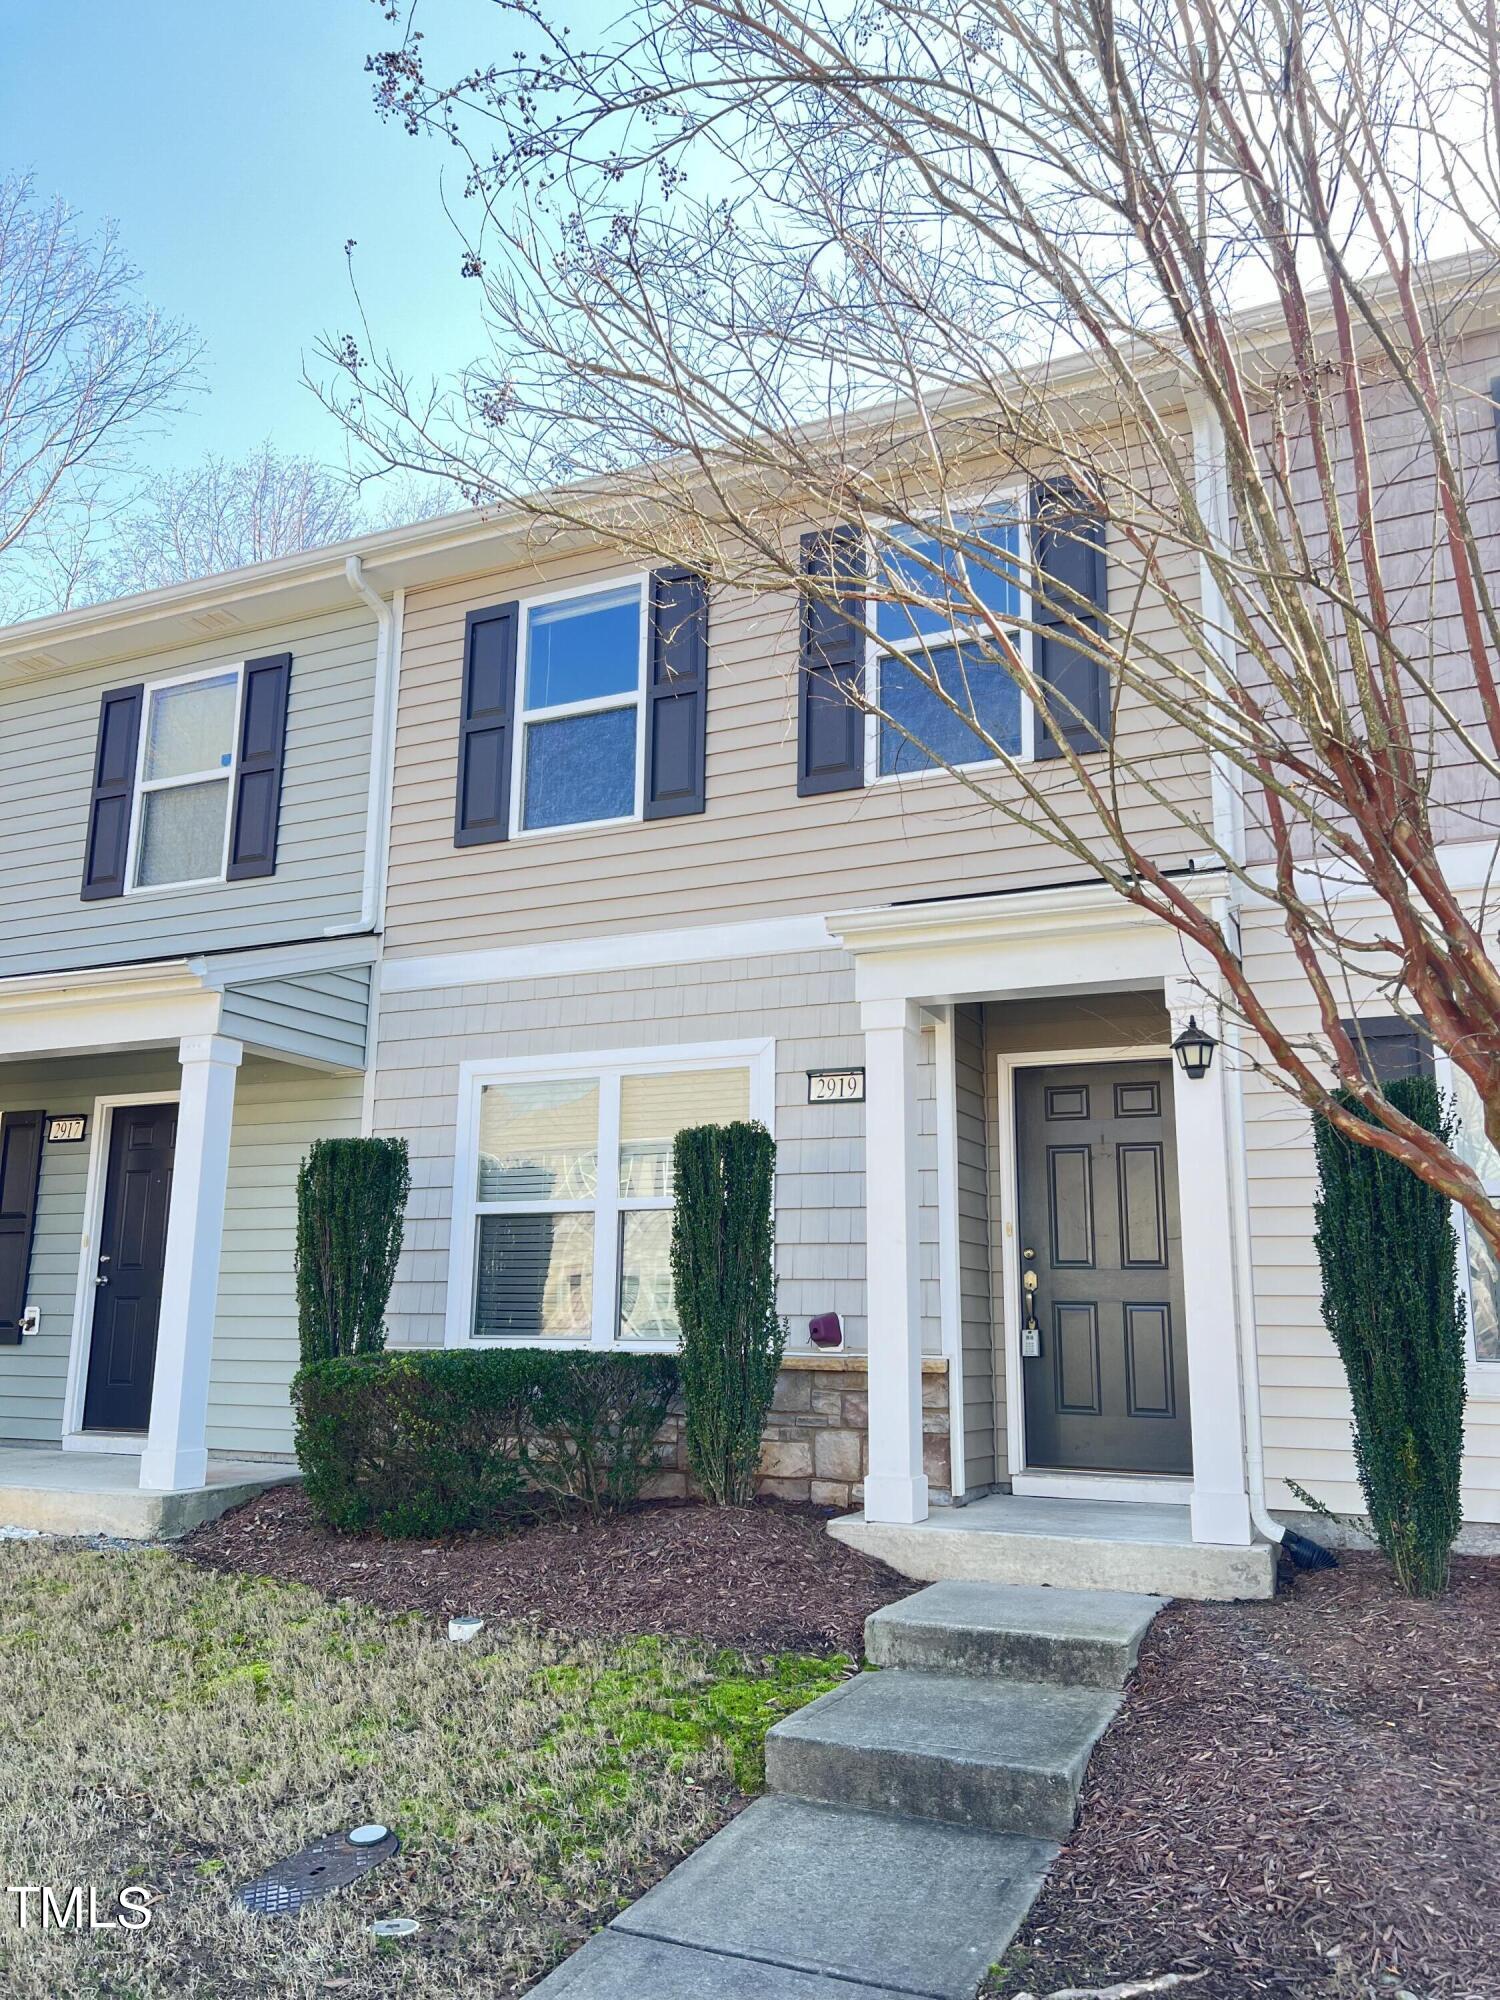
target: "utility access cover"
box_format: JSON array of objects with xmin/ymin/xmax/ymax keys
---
[{"xmin": 234, "ymin": 1827, "xmax": 401, "ymax": 1916}]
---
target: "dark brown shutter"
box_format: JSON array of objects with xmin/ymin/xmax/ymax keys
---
[
  {"xmin": 227, "ymin": 652, "xmax": 292, "ymax": 880},
  {"xmin": 454, "ymin": 601, "xmax": 519, "ymax": 846},
  {"xmin": 644, "ymin": 568, "xmax": 709, "ymax": 819},
  {"xmin": 1030, "ymin": 480, "xmax": 1109, "ymax": 758},
  {"xmin": 797, "ymin": 527, "xmax": 866, "ymax": 796},
  {"xmin": 0, "ymin": 1110, "xmax": 45, "ymax": 1346},
  {"xmin": 80, "ymin": 684, "xmax": 143, "ymax": 900},
  {"xmin": 1339, "ymin": 1015, "xmax": 1433, "ymax": 1084}
]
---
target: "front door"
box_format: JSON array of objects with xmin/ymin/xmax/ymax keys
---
[
  {"xmin": 82, "ymin": 1102, "xmax": 176, "ymax": 1433},
  {"xmin": 1015, "ymin": 1060, "xmax": 1190, "ymax": 1474}
]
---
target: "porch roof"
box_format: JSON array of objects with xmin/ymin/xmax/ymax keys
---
[{"xmin": 0, "ymin": 941, "xmax": 374, "ymax": 1072}]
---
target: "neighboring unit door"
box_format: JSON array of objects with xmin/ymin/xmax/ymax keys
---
[
  {"xmin": 1015, "ymin": 1060, "xmax": 1191, "ymax": 1475},
  {"xmin": 81, "ymin": 1102, "xmax": 177, "ymax": 1433}
]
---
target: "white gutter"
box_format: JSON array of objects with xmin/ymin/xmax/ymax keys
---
[{"xmin": 340, "ymin": 556, "xmax": 399, "ymax": 938}]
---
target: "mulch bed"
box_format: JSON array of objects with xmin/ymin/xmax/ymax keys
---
[
  {"xmin": 180, "ymin": 1484, "xmax": 909, "ymax": 1656},
  {"xmin": 987, "ymin": 1551, "xmax": 1500, "ymax": 2000}
]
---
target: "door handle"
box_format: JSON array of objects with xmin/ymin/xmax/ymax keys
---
[{"xmin": 95, "ymin": 1274, "xmax": 109, "ymax": 1286}]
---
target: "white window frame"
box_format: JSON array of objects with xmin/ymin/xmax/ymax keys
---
[
  {"xmin": 1436, "ymin": 1049, "xmax": 1500, "ymax": 1397},
  {"xmin": 509, "ymin": 572, "xmax": 650, "ymax": 840},
  {"xmin": 445, "ymin": 1037, "xmax": 777, "ymax": 1351},
  {"xmin": 125, "ymin": 662, "xmax": 246, "ymax": 895},
  {"xmin": 865, "ymin": 491, "xmax": 1036, "ymax": 785}
]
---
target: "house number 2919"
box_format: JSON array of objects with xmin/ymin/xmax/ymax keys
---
[{"xmin": 807, "ymin": 1069, "xmax": 865, "ymax": 1104}]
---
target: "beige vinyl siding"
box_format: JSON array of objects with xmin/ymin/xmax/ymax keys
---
[
  {"xmin": 0, "ymin": 1054, "xmax": 359, "ymax": 1454},
  {"xmin": 1239, "ymin": 326, "xmax": 1500, "ymax": 865},
  {"xmin": 0, "ymin": 603, "xmax": 376, "ymax": 979},
  {"xmin": 955, "ymin": 1003, "xmax": 999, "ymax": 1493},
  {"xmin": 372, "ymin": 947, "xmax": 948, "ymax": 1363},
  {"xmin": 206, "ymin": 1060, "xmax": 364, "ymax": 1456},
  {"xmin": 1238, "ymin": 908, "xmax": 1500, "ymax": 1524},
  {"xmin": 219, "ymin": 967, "xmax": 372, "ymax": 1072},
  {"xmin": 0, "ymin": 1054, "xmax": 179, "ymax": 1442},
  {"xmin": 383, "ymin": 530, "xmax": 1210, "ymax": 959}
]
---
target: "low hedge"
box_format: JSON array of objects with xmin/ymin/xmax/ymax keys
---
[{"xmin": 293, "ymin": 1348, "xmax": 679, "ymax": 1538}]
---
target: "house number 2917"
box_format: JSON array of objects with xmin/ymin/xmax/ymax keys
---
[{"xmin": 807, "ymin": 1069, "xmax": 865, "ymax": 1104}]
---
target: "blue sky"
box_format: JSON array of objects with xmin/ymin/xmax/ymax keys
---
[{"xmin": 2, "ymin": 0, "xmax": 510, "ymax": 480}]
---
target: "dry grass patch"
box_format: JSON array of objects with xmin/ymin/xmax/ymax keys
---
[{"xmin": 0, "ymin": 1542, "xmax": 848, "ymax": 1998}]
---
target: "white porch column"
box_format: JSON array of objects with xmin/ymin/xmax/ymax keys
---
[
  {"xmin": 861, "ymin": 997, "xmax": 929, "ymax": 1525},
  {"xmin": 139, "ymin": 1034, "xmax": 243, "ymax": 1491},
  {"xmin": 1164, "ymin": 980, "xmax": 1253, "ymax": 1546}
]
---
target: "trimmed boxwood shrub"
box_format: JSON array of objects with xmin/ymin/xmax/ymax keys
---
[
  {"xmin": 1311, "ymin": 1076, "xmax": 1467, "ymax": 1596},
  {"xmin": 295, "ymin": 1137, "xmax": 410, "ymax": 1366},
  {"xmin": 293, "ymin": 1347, "xmax": 678, "ymax": 1538},
  {"xmin": 672, "ymin": 1120, "xmax": 786, "ymax": 1505}
]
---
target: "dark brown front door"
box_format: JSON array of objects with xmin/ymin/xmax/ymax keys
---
[
  {"xmin": 82, "ymin": 1102, "xmax": 176, "ymax": 1433},
  {"xmin": 1016, "ymin": 1060, "xmax": 1190, "ymax": 1474}
]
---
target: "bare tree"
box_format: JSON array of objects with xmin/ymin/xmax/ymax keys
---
[
  {"xmin": 322, "ymin": 0, "xmax": 1500, "ymax": 1249},
  {"xmin": 0, "ymin": 174, "xmax": 197, "ymax": 614}
]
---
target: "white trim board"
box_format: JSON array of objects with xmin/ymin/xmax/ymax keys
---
[{"xmin": 381, "ymin": 914, "xmax": 836, "ymax": 993}]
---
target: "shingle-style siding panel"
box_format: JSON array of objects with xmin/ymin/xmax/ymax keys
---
[
  {"xmin": 0, "ymin": 604, "xmax": 377, "ymax": 978},
  {"xmin": 0, "ymin": 1054, "xmax": 360, "ymax": 1453},
  {"xmin": 219, "ymin": 967, "xmax": 372, "ymax": 1071},
  {"xmin": 956, "ymin": 1004, "xmax": 998, "ymax": 1492},
  {"xmin": 383, "ymin": 526, "xmax": 1209, "ymax": 958},
  {"xmin": 1238, "ymin": 907, "xmax": 1500, "ymax": 1523},
  {"xmin": 371, "ymin": 948, "xmax": 948, "ymax": 1362}
]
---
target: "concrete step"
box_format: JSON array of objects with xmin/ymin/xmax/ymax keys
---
[
  {"xmin": 828, "ymin": 1495, "xmax": 1277, "ymax": 1601},
  {"xmin": 865, "ymin": 1580, "xmax": 1162, "ymax": 1688},
  {"xmin": 529, "ymin": 1794, "xmax": 1056, "ymax": 2000},
  {"xmin": 765, "ymin": 1667, "xmax": 1118, "ymax": 1841}
]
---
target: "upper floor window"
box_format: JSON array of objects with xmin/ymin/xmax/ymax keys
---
[
  {"xmin": 517, "ymin": 581, "xmax": 645, "ymax": 833},
  {"xmin": 869, "ymin": 505, "xmax": 1028, "ymax": 780},
  {"xmin": 132, "ymin": 667, "xmax": 242, "ymax": 890}
]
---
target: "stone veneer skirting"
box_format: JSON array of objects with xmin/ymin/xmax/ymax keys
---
[{"xmin": 646, "ymin": 1353, "xmax": 951, "ymax": 1510}]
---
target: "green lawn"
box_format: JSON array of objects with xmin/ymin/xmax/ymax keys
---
[{"xmin": 0, "ymin": 1542, "xmax": 848, "ymax": 1998}]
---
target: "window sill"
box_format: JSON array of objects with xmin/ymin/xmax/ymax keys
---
[{"xmin": 870, "ymin": 755, "xmax": 1022, "ymax": 789}]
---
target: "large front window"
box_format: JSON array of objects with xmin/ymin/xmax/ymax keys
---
[
  {"xmin": 132, "ymin": 668, "xmax": 242, "ymax": 888},
  {"xmin": 459, "ymin": 1047, "xmax": 770, "ymax": 1347},
  {"xmin": 870, "ymin": 507, "xmax": 1026, "ymax": 778},
  {"xmin": 517, "ymin": 582, "xmax": 645, "ymax": 832}
]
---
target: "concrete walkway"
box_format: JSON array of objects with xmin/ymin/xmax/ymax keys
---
[{"xmin": 531, "ymin": 1579, "xmax": 1162, "ymax": 1999}]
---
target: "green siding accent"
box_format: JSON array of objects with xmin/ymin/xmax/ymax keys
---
[{"xmin": 219, "ymin": 967, "xmax": 371, "ymax": 1071}]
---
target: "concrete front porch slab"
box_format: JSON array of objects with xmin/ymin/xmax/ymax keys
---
[
  {"xmin": 0, "ymin": 1445, "xmax": 297, "ymax": 1539},
  {"xmin": 607, "ymin": 1795, "xmax": 1055, "ymax": 1999},
  {"xmin": 829, "ymin": 1493, "xmax": 1277, "ymax": 1601}
]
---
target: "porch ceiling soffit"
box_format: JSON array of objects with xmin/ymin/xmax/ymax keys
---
[
  {"xmin": 0, "ymin": 947, "xmax": 371, "ymax": 1069},
  {"xmin": 826, "ymin": 879, "xmax": 1230, "ymax": 1005}
]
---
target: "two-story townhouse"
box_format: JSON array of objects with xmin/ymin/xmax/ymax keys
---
[
  {"xmin": 356, "ymin": 327, "xmax": 1500, "ymax": 1598},
  {"xmin": 0, "ymin": 540, "xmax": 414, "ymax": 1532}
]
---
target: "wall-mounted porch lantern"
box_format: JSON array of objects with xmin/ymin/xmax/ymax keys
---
[{"xmin": 1171, "ymin": 1014, "xmax": 1218, "ymax": 1080}]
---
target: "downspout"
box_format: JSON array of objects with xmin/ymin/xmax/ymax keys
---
[
  {"xmin": 1190, "ymin": 398, "xmax": 1284, "ymax": 1552},
  {"xmin": 340, "ymin": 555, "xmax": 399, "ymax": 938}
]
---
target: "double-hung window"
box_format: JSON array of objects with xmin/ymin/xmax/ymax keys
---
[
  {"xmin": 131, "ymin": 667, "xmax": 243, "ymax": 890},
  {"xmin": 516, "ymin": 581, "xmax": 646, "ymax": 833},
  {"xmin": 1446, "ymin": 1061, "xmax": 1500, "ymax": 1378},
  {"xmin": 868, "ymin": 505, "xmax": 1029, "ymax": 779},
  {"xmin": 453, "ymin": 1043, "xmax": 774, "ymax": 1348}
]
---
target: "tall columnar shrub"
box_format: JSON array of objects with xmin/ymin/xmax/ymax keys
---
[
  {"xmin": 671, "ymin": 1120, "xmax": 786, "ymax": 1505},
  {"xmin": 1312, "ymin": 1077, "xmax": 1466, "ymax": 1596},
  {"xmin": 295, "ymin": 1137, "xmax": 411, "ymax": 1367}
]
